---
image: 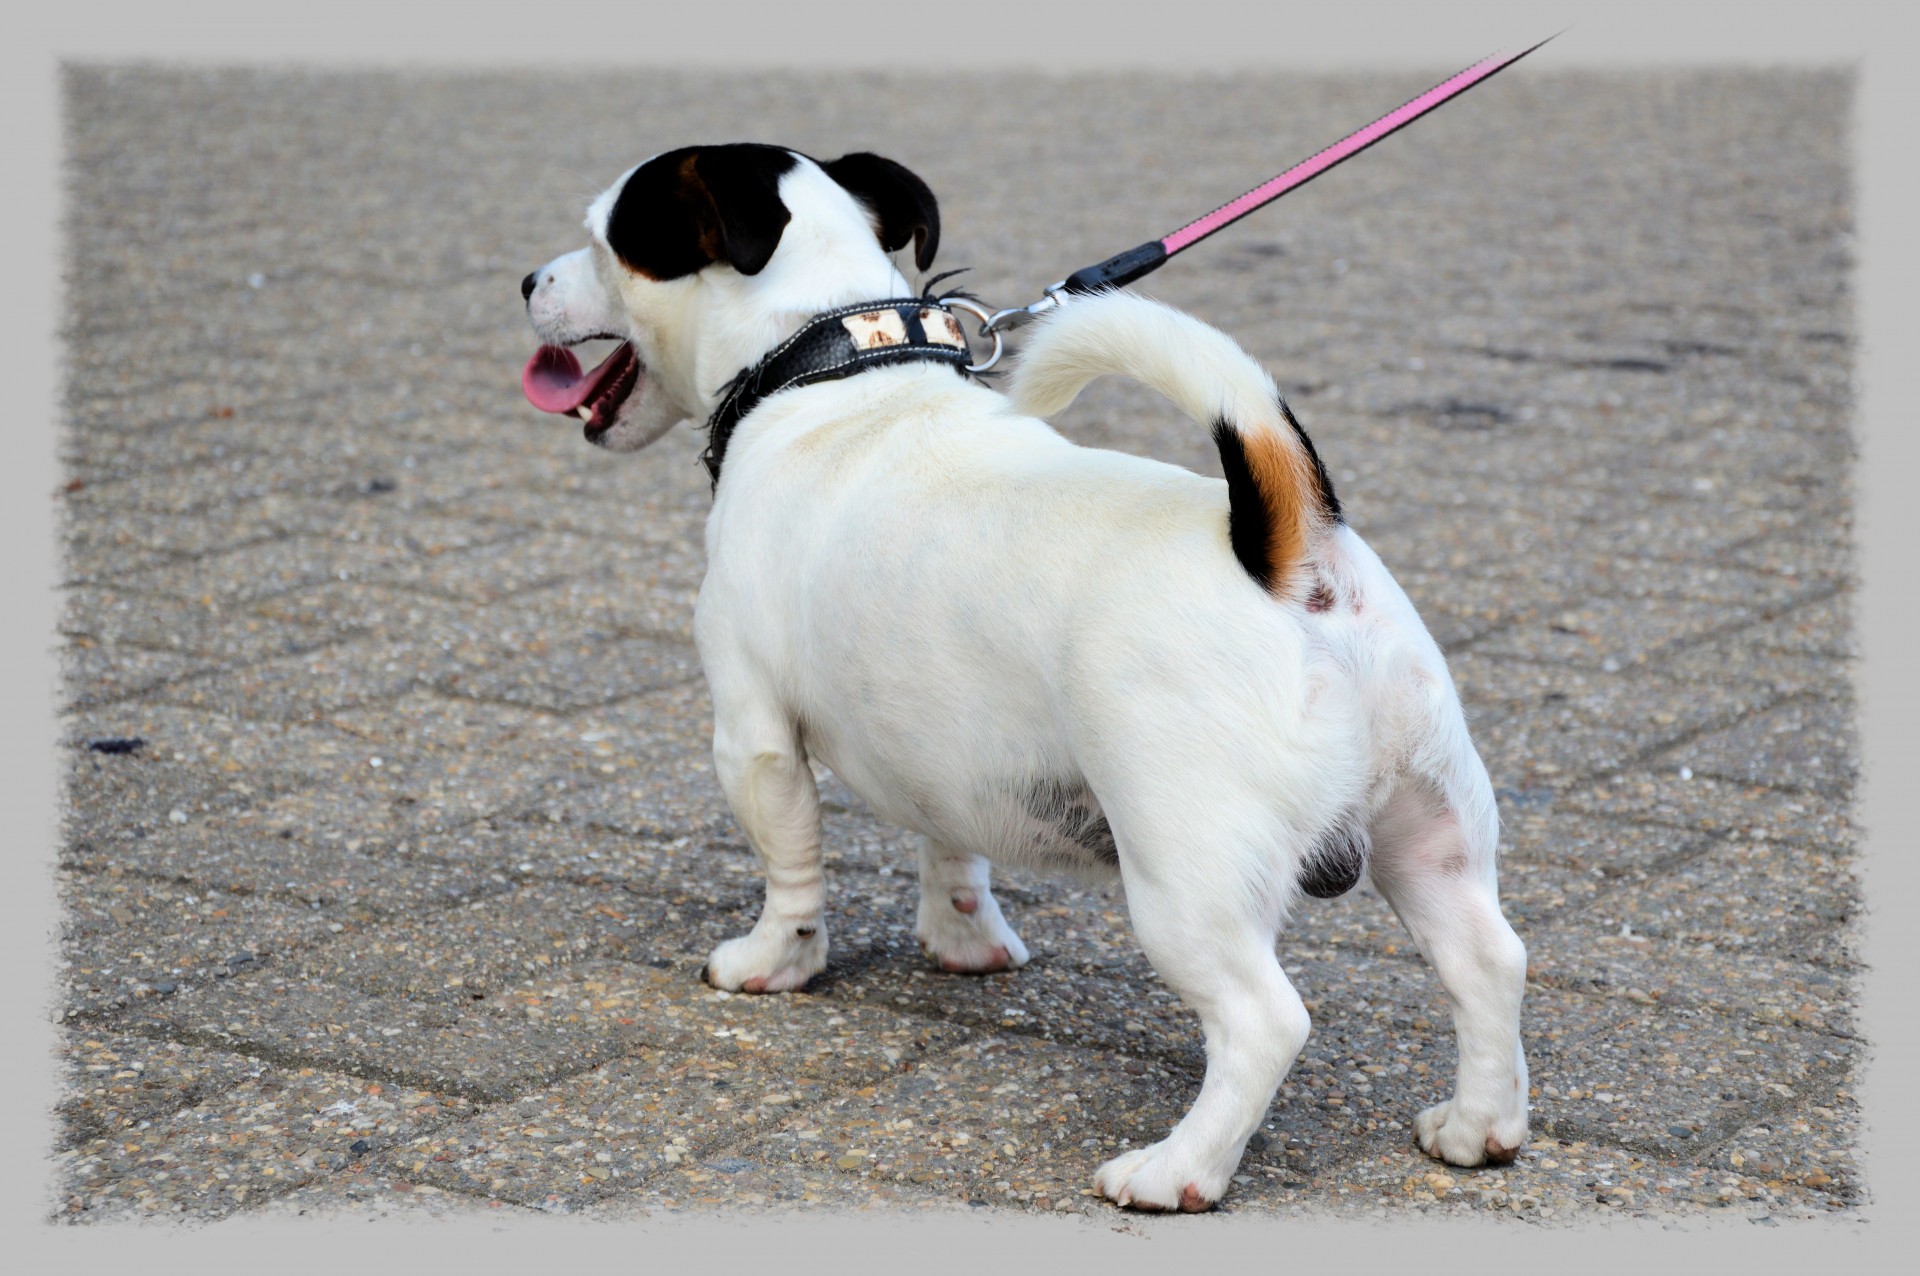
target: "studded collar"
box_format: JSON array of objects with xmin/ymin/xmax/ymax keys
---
[{"xmin": 702, "ymin": 297, "xmax": 974, "ymax": 486}]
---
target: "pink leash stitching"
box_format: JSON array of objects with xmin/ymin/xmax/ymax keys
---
[{"xmin": 961, "ymin": 34, "xmax": 1560, "ymax": 366}]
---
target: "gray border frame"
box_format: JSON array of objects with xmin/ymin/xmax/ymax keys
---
[{"xmin": 10, "ymin": 0, "xmax": 1911, "ymax": 1265}]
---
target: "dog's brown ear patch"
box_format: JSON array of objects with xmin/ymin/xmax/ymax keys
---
[
  {"xmin": 821, "ymin": 152, "xmax": 942, "ymax": 272},
  {"xmin": 607, "ymin": 144, "xmax": 796, "ymax": 279}
]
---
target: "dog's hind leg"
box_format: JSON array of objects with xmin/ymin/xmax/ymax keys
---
[
  {"xmin": 702, "ymin": 691, "xmax": 829, "ymax": 994},
  {"xmin": 1368, "ymin": 781, "xmax": 1530, "ymax": 1166},
  {"xmin": 1092, "ymin": 834, "xmax": 1311, "ymax": 1212},
  {"xmin": 914, "ymin": 840, "xmax": 1030, "ymax": 974}
]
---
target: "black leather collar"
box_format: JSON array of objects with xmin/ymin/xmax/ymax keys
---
[{"xmin": 702, "ymin": 297, "xmax": 973, "ymax": 486}]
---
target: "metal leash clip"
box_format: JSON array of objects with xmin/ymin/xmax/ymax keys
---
[{"xmin": 944, "ymin": 283, "xmax": 1073, "ymax": 374}]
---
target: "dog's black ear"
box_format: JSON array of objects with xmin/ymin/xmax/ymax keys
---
[
  {"xmin": 689, "ymin": 146, "xmax": 796, "ymax": 276},
  {"xmin": 607, "ymin": 144, "xmax": 796, "ymax": 279},
  {"xmin": 821, "ymin": 153, "xmax": 941, "ymax": 273}
]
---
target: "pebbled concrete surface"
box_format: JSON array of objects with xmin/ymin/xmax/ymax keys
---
[{"xmin": 51, "ymin": 65, "xmax": 1860, "ymax": 1226}]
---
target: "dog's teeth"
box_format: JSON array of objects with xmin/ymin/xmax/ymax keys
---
[{"xmin": 576, "ymin": 406, "xmax": 594, "ymax": 421}]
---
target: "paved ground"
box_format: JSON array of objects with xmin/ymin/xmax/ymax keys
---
[{"xmin": 50, "ymin": 65, "xmax": 1862, "ymax": 1225}]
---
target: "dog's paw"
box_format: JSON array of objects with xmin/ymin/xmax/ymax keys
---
[
  {"xmin": 704, "ymin": 922, "xmax": 828, "ymax": 994},
  {"xmin": 1092, "ymin": 1142, "xmax": 1226, "ymax": 1213},
  {"xmin": 1414, "ymin": 1098, "xmax": 1527, "ymax": 1167},
  {"xmin": 915, "ymin": 889, "xmax": 1029, "ymax": 974}
]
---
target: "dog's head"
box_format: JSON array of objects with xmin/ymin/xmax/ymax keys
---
[{"xmin": 521, "ymin": 144, "xmax": 942, "ymax": 450}]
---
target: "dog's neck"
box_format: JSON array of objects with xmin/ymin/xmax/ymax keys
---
[{"xmin": 677, "ymin": 188, "xmax": 919, "ymax": 421}]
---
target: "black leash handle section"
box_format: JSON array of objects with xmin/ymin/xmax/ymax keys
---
[{"xmin": 1061, "ymin": 240, "xmax": 1170, "ymax": 295}]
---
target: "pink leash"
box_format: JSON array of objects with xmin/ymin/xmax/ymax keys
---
[{"xmin": 959, "ymin": 35, "xmax": 1559, "ymax": 366}]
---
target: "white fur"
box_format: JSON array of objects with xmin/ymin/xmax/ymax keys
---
[{"xmin": 523, "ymin": 150, "xmax": 1531, "ymax": 1210}]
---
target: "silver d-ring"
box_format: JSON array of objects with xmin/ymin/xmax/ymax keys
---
[{"xmin": 941, "ymin": 297, "xmax": 1005, "ymax": 373}]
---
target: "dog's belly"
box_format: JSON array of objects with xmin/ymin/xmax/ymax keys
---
[
  {"xmin": 998, "ymin": 777, "xmax": 1121, "ymax": 871},
  {"xmin": 803, "ymin": 720, "xmax": 1118, "ymax": 872}
]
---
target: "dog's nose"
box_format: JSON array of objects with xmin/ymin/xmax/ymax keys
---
[{"xmin": 521, "ymin": 271, "xmax": 539, "ymax": 302}]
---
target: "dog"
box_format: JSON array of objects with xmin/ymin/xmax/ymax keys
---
[{"xmin": 519, "ymin": 144, "xmax": 1530, "ymax": 1211}]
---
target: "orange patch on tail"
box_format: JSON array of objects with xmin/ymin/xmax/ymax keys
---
[{"xmin": 1236, "ymin": 429, "xmax": 1323, "ymax": 599}]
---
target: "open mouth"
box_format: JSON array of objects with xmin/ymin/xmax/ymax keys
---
[{"xmin": 522, "ymin": 340, "xmax": 643, "ymax": 438}]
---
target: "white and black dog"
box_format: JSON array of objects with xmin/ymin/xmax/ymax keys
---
[{"xmin": 520, "ymin": 144, "xmax": 1529, "ymax": 1211}]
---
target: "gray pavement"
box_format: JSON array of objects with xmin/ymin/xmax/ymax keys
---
[{"xmin": 51, "ymin": 65, "xmax": 1861, "ymax": 1225}]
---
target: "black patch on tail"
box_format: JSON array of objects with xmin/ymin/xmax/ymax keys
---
[
  {"xmin": 1299, "ymin": 827, "xmax": 1368, "ymax": 899},
  {"xmin": 1278, "ymin": 396, "xmax": 1341, "ymax": 523},
  {"xmin": 1212, "ymin": 418, "xmax": 1278, "ymax": 591}
]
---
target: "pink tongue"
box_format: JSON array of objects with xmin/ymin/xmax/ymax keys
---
[{"xmin": 522, "ymin": 343, "xmax": 633, "ymax": 414}]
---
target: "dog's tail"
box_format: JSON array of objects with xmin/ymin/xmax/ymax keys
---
[{"xmin": 1007, "ymin": 291, "xmax": 1341, "ymax": 602}]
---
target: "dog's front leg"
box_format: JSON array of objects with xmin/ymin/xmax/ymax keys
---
[
  {"xmin": 703, "ymin": 696, "xmax": 828, "ymax": 993},
  {"xmin": 914, "ymin": 840, "xmax": 1029, "ymax": 974}
]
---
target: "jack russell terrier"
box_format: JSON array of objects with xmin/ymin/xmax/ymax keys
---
[{"xmin": 520, "ymin": 144, "xmax": 1529, "ymax": 1211}]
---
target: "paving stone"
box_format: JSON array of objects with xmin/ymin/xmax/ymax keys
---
[
  {"xmin": 253, "ymin": 1168, "xmax": 536, "ymax": 1219},
  {"xmin": 1656, "ymin": 635, "xmax": 1857, "ymax": 700},
  {"xmin": 248, "ymin": 580, "xmax": 501, "ymax": 649},
  {"xmin": 325, "ymin": 689, "xmax": 564, "ymax": 754},
  {"xmin": 745, "ymin": 1032, "xmax": 1202, "ymax": 1212},
  {"xmin": 110, "ymin": 534, "xmax": 420, "ymax": 606},
  {"xmin": 57, "ymin": 870, "xmax": 336, "ymax": 1020},
  {"xmin": 248, "ymin": 491, "xmax": 526, "ymax": 555},
  {"xmin": 65, "ymin": 813, "xmax": 512, "ymax": 918},
  {"xmin": 61, "ymin": 745, "xmax": 299, "ymax": 848},
  {"xmin": 1707, "ymin": 1098, "xmax": 1864, "ymax": 1208},
  {"xmin": 59, "ymin": 1029, "xmax": 274, "ymax": 1147},
  {"xmin": 369, "ymin": 530, "xmax": 612, "ymax": 604},
  {"xmin": 442, "ymin": 633, "xmax": 701, "ymax": 712},
  {"xmin": 497, "ymin": 565, "xmax": 702, "ymax": 645},
  {"xmin": 531, "ymin": 752, "xmax": 732, "ymax": 840},
  {"xmin": 286, "ymin": 881, "xmax": 681, "ymax": 1000},
  {"xmin": 1451, "ymin": 652, "xmax": 1780, "ymax": 784},
  {"xmin": 1298, "ymin": 1137, "xmax": 1841, "ymax": 1222},
  {"xmin": 61, "ymin": 701, "xmax": 370, "ymax": 779},
  {"xmin": 150, "ymin": 637, "xmax": 427, "ymax": 721},
  {"xmin": 1535, "ymin": 1004, "xmax": 1856, "ymax": 1158},
  {"xmin": 1469, "ymin": 595, "xmax": 1759, "ymax": 670},
  {"xmin": 55, "ymin": 1061, "xmax": 474, "ymax": 1221},
  {"xmin": 1584, "ymin": 837, "xmax": 1859, "ymax": 955},
  {"xmin": 1723, "ymin": 523, "xmax": 1857, "ymax": 584},
  {"xmin": 1523, "ymin": 920, "xmax": 1856, "ymax": 1035},
  {"xmin": 1561, "ymin": 555, "xmax": 1836, "ymax": 611},
  {"xmin": 62, "ymin": 641, "xmax": 215, "ymax": 709},
  {"xmin": 1648, "ymin": 693, "xmax": 1859, "ymax": 795},
  {"xmin": 120, "ymin": 975, "xmax": 631, "ymax": 1102},
  {"xmin": 1559, "ymin": 770, "xmax": 1858, "ymax": 848},
  {"xmin": 1736, "ymin": 587, "xmax": 1858, "ymax": 658},
  {"xmin": 399, "ymin": 964, "xmax": 969, "ymax": 1209},
  {"xmin": 59, "ymin": 445, "xmax": 377, "ymax": 518},
  {"xmin": 250, "ymin": 742, "xmax": 600, "ymax": 846},
  {"xmin": 61, "ymin": 505, "xmax": 278, "ymax": 584},
  {"xmin": 576, "ymin": 1160, "xmax": 974, "ymax": 1217},
  {"xmin": 60, "ymin": 586, "xmax": 332, "ymax": 669}
]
